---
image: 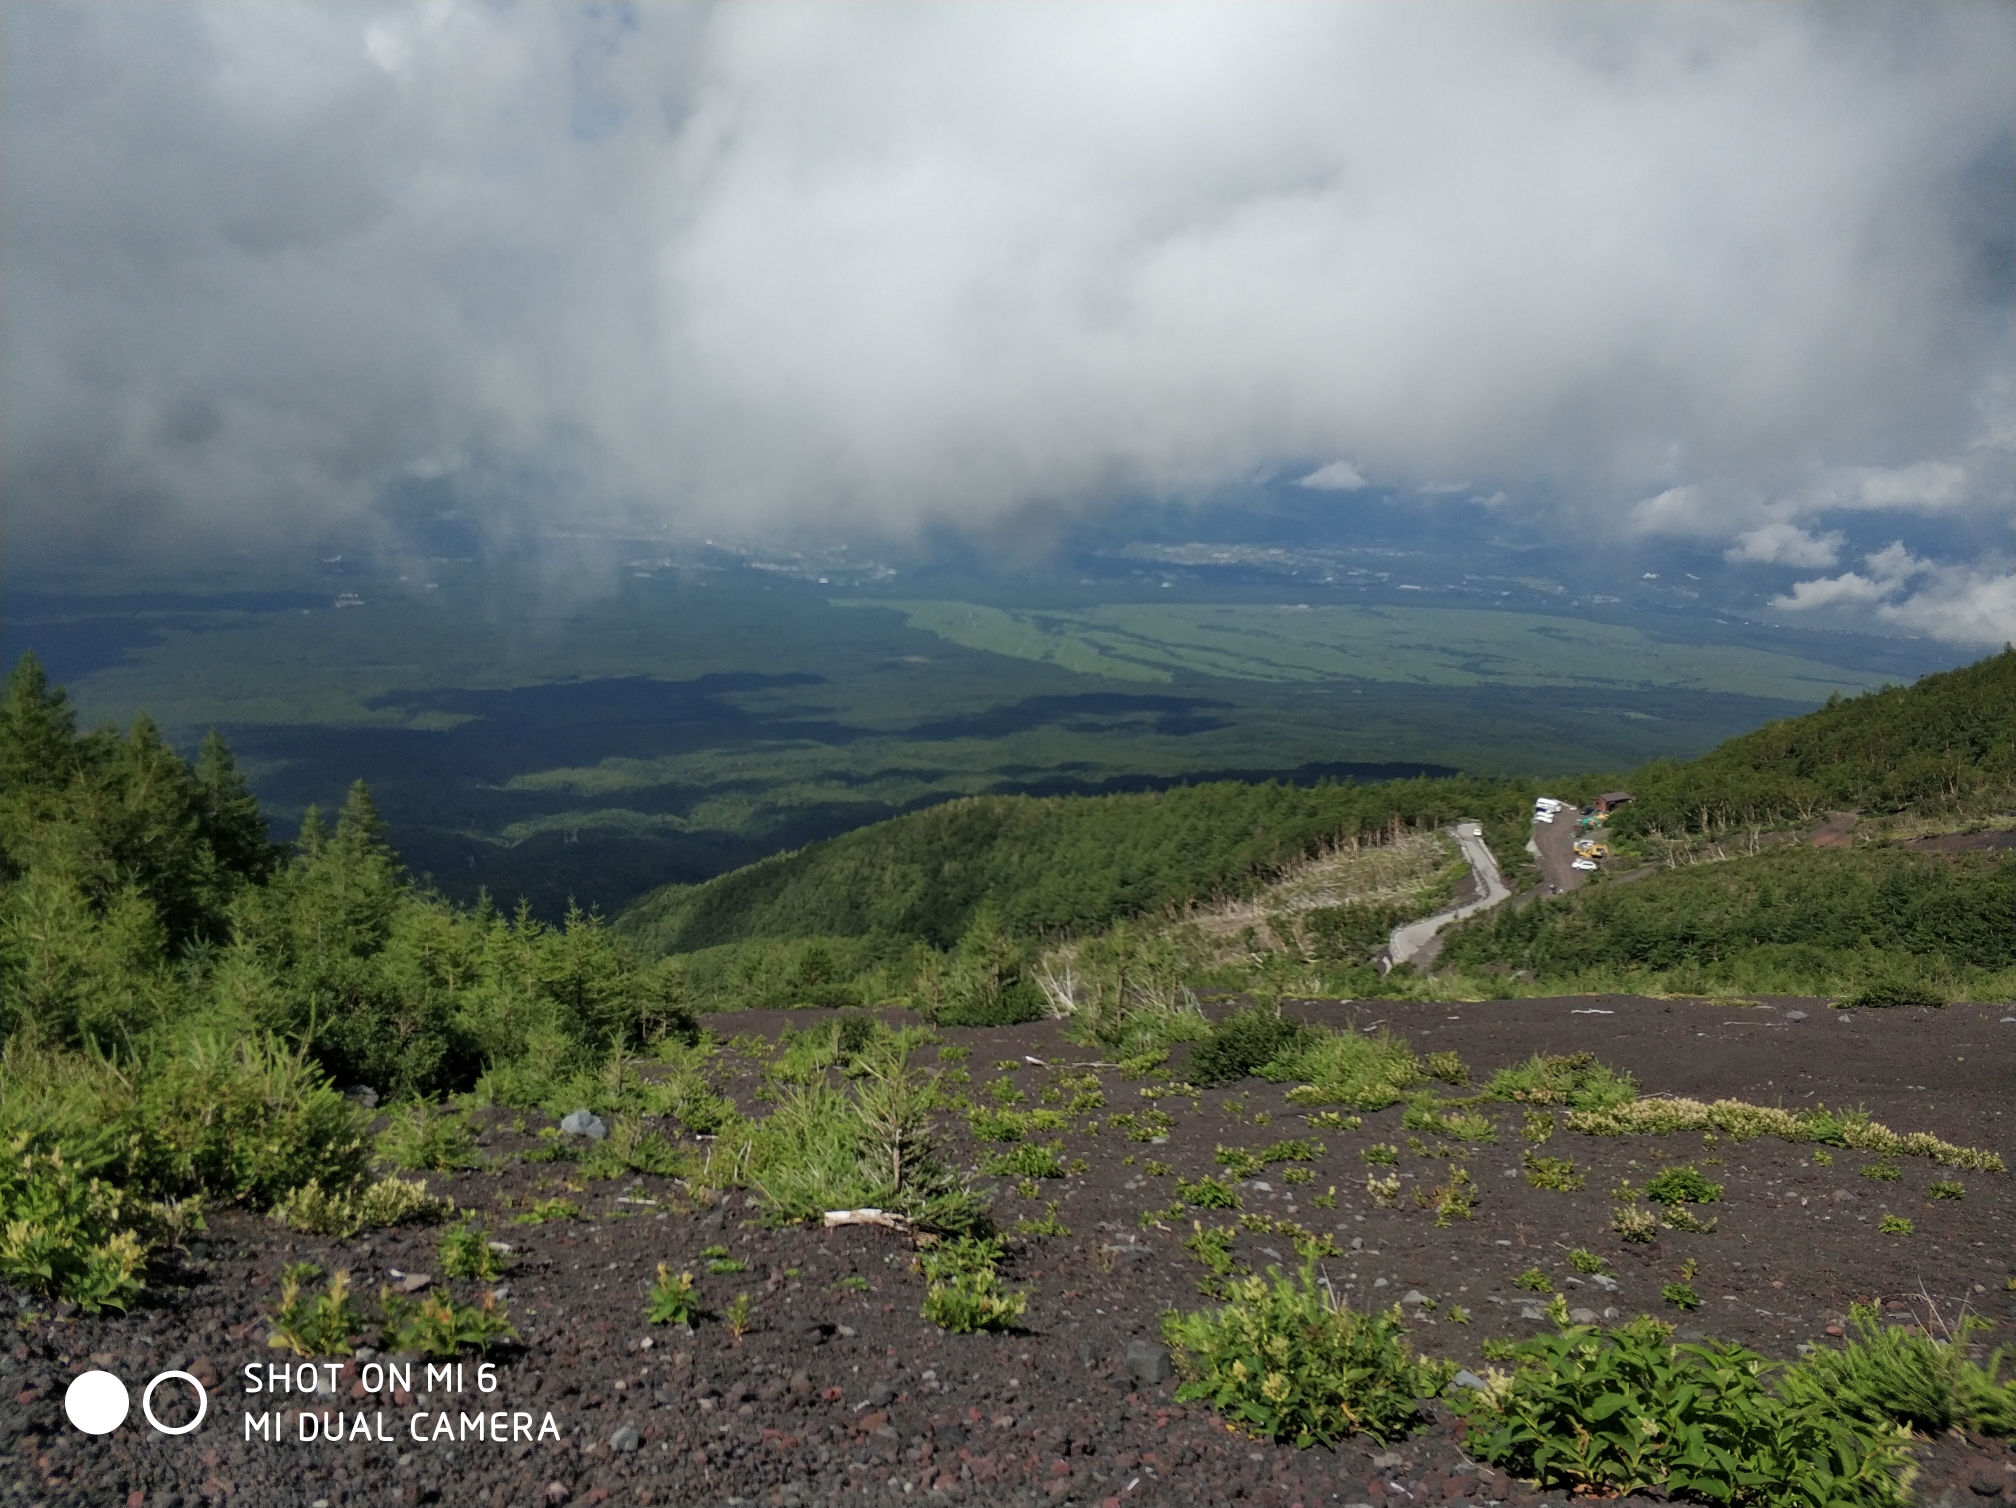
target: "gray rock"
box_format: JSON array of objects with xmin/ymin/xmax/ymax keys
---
[
  {"xmin": 1371, "ymin": 1450, "xmax": 1406, "ymax": 1469},
  {"xmin": 1519, "ymin": 1305, "xmax": 1547, "ymax": 1321},
  {"xmin": 609, "ymin": 1423, "xmax": 641, "ymax": 1453},
  {"xmin": 1590, "ymin": 1274, "xmax": 1620, "ymax": 1292},
  {"xmin": 1449, "ymin": 1370, "xmax": 1489, "ymax": 1392},
  {"xmin": 1569, "ymin": 1307, "xmax": 1600, "ymax": 1324},
  {"xmin": 1400, "ymin": 1290, "xmax": 1428, "ymax": 1306},
  {"xmin": 1372, "ymin": 1277, "xmax": 1389, "ymax": 1289},
  {"xmin": 342, "ymin": 1085, "xmax": 380, "ymax": 1110},
  {"xmin": 1125, "ymin": 1339, "xmax": 1174, "ymax": 1385},
  {"xmin": 1784, "ymin": 1010, "xmax": 1808, "ymax": 1022},
  {"xmin": 560, "ymin": 1109, "xmax": 609, "ymax": 1140}
]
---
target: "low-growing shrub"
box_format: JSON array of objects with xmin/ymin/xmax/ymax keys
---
[
  {"xmin": 513, "ymin": 1198, "xmax": 582, "ymax": 1225},
  {"xmin": 439, "ymin": 1221, "xmax": 506, "ymax": 1282},
  {"xmin": 1779, "ymin": 1303, "xmax": 2016, "ymax": 1438},
  {"xmin": 1483, "ymin": 1052, "xmax": 1637, "ymax": 1112},
  {"xmin": 1424, "ymin": 1050, "xmax": 1469, "ymax": 1085},
  {"xmin": 1269, "ymin": 1027, "xmax": 1424, "ymax": 1109},
  {"xmin": 919, "ymin": 1236, "xmax": 1026, "ymax": 1333},
  {"xmin": 1643, "ymin": 1164, "xmax": 1724, "ymax": 1207},
  {"xmin": 0, "ymin": 1139, "xmax": 147, "ymax": 1313},
  {"xmin": 1163, "ymin": 1260, "xmax": 1453, "ymax": 1447},
  {"xmin": 1177, "ymin": 1175, "xmax": 1241, "ymax": 1210},
  {"xmin": 1663, "ymin": 1282, "xmax": 1703, "ymax": 1310},
  {"xmin": 271, "ymin": 1176, "xmax": 451, "ymax": 1238},
  {"xmin": 1514, "ymin": 1267, "xmax": 1553, "ymax": 1292},
  {"xmin": 1877, "ymin": 1215, "xmax": 1914, "ymax": 1236},
  {"xmin": 1838, "ymin": 977, "xmax": 1947, "ymax": 1010},
  {"xmin": 1567, "ymin": 1097, "xmax": 2003, "ymax": 1173},
  {"xmin": 646, "ymin": 1265, "xmax": 702, "ymax": 1326},
  {"xmin": 1613, "ymin": 1205, "xmax": 1659, "ymax": 1243},
  {"xmin": 1366, "ymin": 1173, "xmax": 1401, "ymax": 1208},
  {"xmin": 377, "ymin": 1104, "xmax": 480, "ymax": 1173},
  {"xmin": 1522, "ymin": 1152, "xmax": 1585, "ymax": 1191},
  {"xmin": 381, "ymin": 1288, "xmax": 518, "ymax": 1358},
  {"xmin": 268, "ymin": 1265, "xmax": 368, "ymax": 1358},
  {"xmin": 1361, "ymin": 1143, "xmax": 1399, "ymax": 1166},
  {"xmin": 1452, "ymin": 1317, "xmax": 1912, "ymax": 1507},
  {"xmin": 982, "ymin": 1143, "xmax": 1064, "ymax": 1180},
  {"xmin": 1568, "ymin": 1248, "xmax": 1610, "ymax": 1275},
  {"xmin": 1190, "ymin": 1006, "xmax": 1316, "ymax": 1086}
]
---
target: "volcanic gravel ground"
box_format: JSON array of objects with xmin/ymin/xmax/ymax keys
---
[{"xmin": 6, "ymin": 997, "xmax": 2012, "ymax": 1507}]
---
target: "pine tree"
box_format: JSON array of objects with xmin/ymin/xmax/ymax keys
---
[{"xmin": 195, "ymin": 729, "xmax": 273, "ymax": 881}]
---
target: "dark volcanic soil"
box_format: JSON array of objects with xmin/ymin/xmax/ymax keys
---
[{"xmin": 6, "ymin": 997, "xmax": 2013, "ymax": 1508}]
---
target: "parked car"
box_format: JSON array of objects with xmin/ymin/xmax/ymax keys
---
[{"xmin": 1571, "ymin": 857, "xmax": 1598, "ymax": 871}]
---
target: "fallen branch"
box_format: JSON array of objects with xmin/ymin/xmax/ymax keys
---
[{"xmin": 821, "ymin": 1208, "xmax": 914, "ymax": 1232}]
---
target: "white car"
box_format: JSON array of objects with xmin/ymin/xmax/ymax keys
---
[
  {"xmin": 1571, "ymin": 857, "xmax": 1598, "ymax": 871},
  {"xmin": 1535, "ymin": 811, "xmax": 1554, "ymax": 823}
]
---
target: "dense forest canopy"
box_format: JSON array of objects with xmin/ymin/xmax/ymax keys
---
[{"xmin": 1610, "ymin": 649, "xmax": 2012, "ymax": 840}]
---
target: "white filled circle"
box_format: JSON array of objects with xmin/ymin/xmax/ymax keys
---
[
  {"xmin": 142, "ymin": 1370, "xmax": 208, "ymax": 1435},
  {"xmin": 64, "ymin": 1369, "xmax": 130, "ymax": 1434}
]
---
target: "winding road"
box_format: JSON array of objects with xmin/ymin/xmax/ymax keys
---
[{"xmin": 1386, "ymin": 821, "xmax": 1512, "ymax": 969}]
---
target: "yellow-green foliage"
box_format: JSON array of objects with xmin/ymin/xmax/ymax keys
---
[
  {"xmin": 1163, "ymin": 1261, "xmax": 1453, "ymax": 1448},
  {"xmin": 1567, "ymin": 1098, "xmax": 2004, "ymax": 1173},
  {"xmin": 0, "ymin": 1137, "xmax": 147, "ymax": 1313},
  {"xmin": 272, "ymin": 1176, "xmax": 452, "ymax": 1238}
]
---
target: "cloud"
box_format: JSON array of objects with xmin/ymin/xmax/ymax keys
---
[
  {"xmin": 1773, "ymin": 542, "xmax": 2016, "ymax": 645},
  {"xmin": 2, "ymin": 2, "xmax": 2010, "ymax": 560},
  {"xmin": 1725, "ymin": 522, "xmax": 1843, "ymax": 568},
  {"xmin": 1298, "ymin": 461, "xmax": 1367, "ymax": 491}
]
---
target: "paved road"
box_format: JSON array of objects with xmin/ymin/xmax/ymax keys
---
[{"xmin": 1387, "ymin": 821, "xmax": 1512, "ymax": 968}]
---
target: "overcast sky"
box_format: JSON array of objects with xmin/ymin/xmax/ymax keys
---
[{"xmin": 4, "ymin": 2, "xmax": 2010, "ymax": 642}]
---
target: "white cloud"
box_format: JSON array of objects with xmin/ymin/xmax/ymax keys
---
[
  {"xmin": 1725, "ymin": 522, "xmax": 1843, "ymax": 568},
  {"xmin": 1298, "ymin": 461, "xmax": 1367, "ymax": 491},
  {"xmin": 1841, "ymin": 460, "xmax": 1970, "ymax": 510},
  {"xmin": 1772, "ymin": 542, "xmax": 2016, "ymax": 645},
  {"xmin": 1, "ymin": 3, "xmax": 2010, "ymax": 558}
]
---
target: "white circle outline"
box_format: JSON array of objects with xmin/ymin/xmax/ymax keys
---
[{"xmin": 142, "ymin": 1370, "xmax": 208, "ymax": 1435}]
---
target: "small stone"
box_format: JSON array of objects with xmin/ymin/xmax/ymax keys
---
[
  {"xmin": 1519, "ymin": 1305, "xmax": 1546, "ymax": 1321},
  {"xmin": 343, "ymin": 1085, "xmax": 380, "ymax": 1110},
  {"xmin": 609, "ymin": 1423, "xmax": 641, "ymax": 1453},
  {"xmin": 1785, "ymin": 1011, "xmax": 1808, "ymax": 1022},
  {"xmin": 1373, "ymin": 1278, "xmax": 1389, "ymax": 1289},
  {"xmin": 1400, "ymin": 1290, "xmax": 1428, "ymax": 1306},
  {"xmin": 1371, "ymin": 1450, "xmax": 1405, "ymax": 1470},
  {"xmin": 1569, "ymin": 1308, "xmax": 1599, "ymax": 1324},
  {"xmin": 1590, "ymin": 1275, "xmax": 1619, "ymax": 1292},
  {"xmin": 1449, "ymin": 1370, "xmax": 1489, "ymax": 1392},
  {"xmin": 560, "ymin": 1109, "xmax": 609, "ymax": 1141},
  {"xmin": 395, "ymin": 1273, "xmax": 433, "ymax": 1295},
  {"xmin": 1124, "ymin": 1339, "xmax": 1173, "ymax": 1385},
  {"xmin": 1968, "ymin": 1470, "xmax": 2005, "ymax": 1497},
  {"xmin": 836, "ymin": 1324, "xmax": 857, "ymax": 1338}
]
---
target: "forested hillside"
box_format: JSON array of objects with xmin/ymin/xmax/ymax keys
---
[
  {"xmin": 615, "ymin": 777, "xmax": 1531, "ymax": 957},
  {"xmin": 1610, "ymin": 648, "xmax": 2012, "ymax": 839}
]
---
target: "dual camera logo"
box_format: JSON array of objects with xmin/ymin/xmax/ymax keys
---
[{"xmin": 63, "ymin": 1368, "xmax": 209, "ymax": 1437}]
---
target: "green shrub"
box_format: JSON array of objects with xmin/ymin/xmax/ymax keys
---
[
  {"xmin": 1268, "ymin": 1026, "xmax": 1424, "ymax": 1109},
  {"xmin": 267, "ymin": 1265, "xmax": 368, "ymax": 1358},
  {"xmin": 919, "ymin": 1236, "xmax": 1026, "ymax": 1333},
  {"xmin": 1190, "ymin": 1006, "xmax": 1317, "ymax": 1086},
  {"xmin": 1643, "ymin": 1164, "xmax": 1725, "ymax": 1207},
  {"xmin": 1483, "ymin": 1052, "xmax": 1638, "ymax": 1111},
  {"xmin": 1839, "ymin": 977, "xmax": 1947, "ymax": 1010},
  {"xmin": 1177, "ymin": 1175, "xmax": 1241, "ymax": 1210},
  {"xmin": 271, "ymin": 1175, "xmax": 451, "ymax": 1237},
  {"xmin": 1780, "ymin": 1304, "xmax": 2016, "ymax": 1438},
  {"xmin": 1523, "ymin": 1152, "xmax": 1585, "ymax": 1191},
  {"xmin": 377, "ymin": 1103, "xmax": 480, "ymax": 1173},
  {"xmin": 439, "ymin": 1221, "xmax": 505, "ymax": 1282},
  {"xmin": 1663, "ymin": 1282, "xmax": 1703, "ymax": 1310},
  {"xmin": 1163, "ymin": 1260, "xmax": 1452, "ymax": 1447},
  {"xmin": 0, "ymin": 1137, "xmax": 147, "ymax": 1312},
  {"xmin": 381, "ymin": 1289, "xmax": 518, "ymax": 1358},
  {"xmin": 1423, "ymin": 1050, "xmax": 1469, "ymax": 1084},
  {"xmin": 646, "ymin": 1265, "xmax": 703, "ymax": 1326},
  {"xmin": 982, "ymin": 1143, "xmax": 1065, "ymax": 1180},
  {"xmin": 1568, "ymin": 1248, "xmax": 1610, "ymax": 1275},
  {"xmin": 1361, "ymin": 1143, "xmax": 1399, "ymax": 1166},
  {"xmin": 1514, "ymin": 1267, "xmax": 1553, "ymax": 1293},
  {"xmin": 1453, "ymin": 1317, "xmax": 1912, "ymax": 1507},
  {"xmin": 512, "ymin": 1198, "xmax": 582, "ymax": 1224}
]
